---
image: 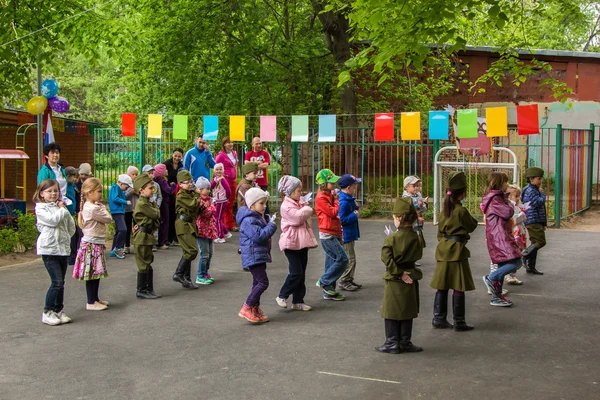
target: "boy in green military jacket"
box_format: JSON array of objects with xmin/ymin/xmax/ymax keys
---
[
  {"xmin": 133, "ymin": 175, "xmax": 162, "ymax": 299},
  {"xmin": 377, "ymin": 197, "xmax": 423, "ymax": 354},
  {"xmin": 173, "ymin": 170, "xmax": 201, "ymax": 289}
]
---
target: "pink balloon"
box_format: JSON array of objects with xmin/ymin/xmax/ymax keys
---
[{"xmin": 48, "ymin": 96, "xmax": 70, "ymax": 113}]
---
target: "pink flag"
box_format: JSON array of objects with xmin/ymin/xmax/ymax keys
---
[{"xmin": 260, "ymin": 116, "xmax": 277, "ymax": 142}]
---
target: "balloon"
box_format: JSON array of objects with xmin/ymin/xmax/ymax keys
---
[
  {"xmin": 26, "ymin": 96, "xmax": 48, "ymax": 115},
  {"xmin": 40, "ymin": 79, "xmax": 59, "ymax": 98},
  {"xmin": 48, "ymin": 96, "xmax": 70, "ymax": 113}
]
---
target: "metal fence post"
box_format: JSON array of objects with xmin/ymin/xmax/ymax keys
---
[
  {"xmin": 291, "ymin": 142, "xmax": 298, "ymax": 177},
  {"xmin": 554, "ymin": 124, "xmax": 563, "ymax": 228},
  {"xmin": 139, "ymin": 124, "xmax": 145, "ymax": 169},
  {"xmin": 589, "ymin": 123, "xmax": 596, "ymax": 209}
]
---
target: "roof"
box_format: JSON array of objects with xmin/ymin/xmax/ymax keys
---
[
  {"xmin": 0, "ymin": 150, "xmax": 30, "ymax": 159},
  {"xmin": 462, "ymin": 45, "xmax": 600, "ymax": 60}
]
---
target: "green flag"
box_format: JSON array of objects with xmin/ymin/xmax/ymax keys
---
[{"xmin": 173, "ymin": 115, "xmax": 188, "ymax": 140}]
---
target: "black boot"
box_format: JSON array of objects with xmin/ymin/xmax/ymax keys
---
[
  {"xmin": 452, "ymin": 293, "xmax": 474, "ymax": 332},
  {"xmin": 147, "ymin": 267, "xmax": 162, "ymax": 298},
  {"xmin": 525, "ymin": 251, "xmax": 543, "ymax": 275},
  {"xmin": 136, "ymin": 272, "xmax": 158, "ymax": 299},
  {"xmin": 182, "ymin": 259, "xmax": 199, "ymax": 289},
  {"xmin": 432, "ymin": 290, "xmax": 453, "ymax": 329},
  {"xmin": 399, "ymin": 320, "xmax": 423, "ymax": 352},
  {"xmin": 173, "ymin": 258, "xmax": 188, "ymax": 285},
  {"xmin": 375, "ymin": 319, "xmax": 400, "ymax": 354}
]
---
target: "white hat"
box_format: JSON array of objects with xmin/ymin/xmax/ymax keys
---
[
  {"xmin": 142, "ymin": 164, "xmax": 154, "ymax": 173},
  {"xmin": 403, "ymin": 175, "xmax": 421, "ymax": 187},
  {"xmin": 118, "ymin": 174, "xmax": 133, "ymax": 188},
  {"xmin": 195, "ymin": 176, "xmax": 210, "ymax": 190},
  {"xmin": 244, "ymin": 187, "xmax": 269, "ymax": 208},
  {"xmin": 78, "ymin": 163, "xmax": 92, "ymax": 175}
]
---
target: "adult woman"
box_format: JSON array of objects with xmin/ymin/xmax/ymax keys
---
[
  {"xmin": 164, "ymin": 148, "xmax": 184, "ymax": 245},
  {"xmin": 37, "ymin": 143, "xmax": 70, "ymax": 207},
  {"xmin": 215, "ymin": 136, "xmax": 239, "ymax": 231}
]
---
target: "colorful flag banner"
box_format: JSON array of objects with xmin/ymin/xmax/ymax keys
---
[
  {"xmin": 486, "ymin": 107, "xmax": 508, "ymax": 137},
  {"xmin": 173, "ymin": 115, "xmax": 189, "ymax": 140},
  {"xmin": 401, "ymin": 112, "xmax": 420, "ymax": 140},
  {"xmin": 51, "ymin": 117, "xmax": 64, "ymax": 133},
  {"xmin": 77, "ymin": 122, "xmax": 88, "ymax": 136},
  {"xmin": 203, "ymin": 115, "xmax": 218, "ymax": 141},
  {"xmin": 260, "ymin": 116, "xmax": 277, "ymax": 142},
  {"xmin": 318, "ymin": 115, "xmax": 336, "ymax": 142},
  {"xmin": 517, "ymin": 105, "xmax": 540, "ymax": 135},
  {"xmin": 428, "ymin": 111, "xmax": 449, "ymax": 140},
  {"xmin": 230, "ymin": 116, "xmax": 245, "ymax": 141},
  {"xmin": 291, "ymin": 115, "xmax": 309, "ymax": 142},
  {"xmin": 457, "ymin": 109, "xmax": 478, "ymax": 138},
  {"xmin": 44, "ymin": 114, "xmax": 55, "ymax": 146},
  {"xmin": 374, "ymin": 113, "xmax": 394, "ymax": 141},
  {"xmin": 147, "ymin": 114, "xmax": 162, "ymax": 139},
  {"xmin": 122, "ymin": 113, "xmax": 136, "ymax": 137},
  {"xmin": 64, "ymin": 120, "xmax": 77, "ymax": 134}
]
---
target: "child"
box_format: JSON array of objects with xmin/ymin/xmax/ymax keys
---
[
  {"xmin": 314, "ymin": 169, "xmax": 347, "ymax": 301},
  {"xmin": 65, "ymin": 166, "xmax": 80, "ymax": 266},
  {"xmin": 275, "ymin": 175, "xmax": 317, "ymax": 311},
  {"xmin": 173, "ymin": 170, "xmax": 200, "ymax": 289},
  {"xmin": 237, "ymin": 188, "xmax": 277, "ymax": 323},
  {"xmin": 481, "ymin": 172, "xmax": 523, "ymax": 307},
  {"xmin": 108, "ymin": 174, "xmax": 133, "ymax": 259},
  {"xmin": 236, "ymin": 162, "xmax": 259, "ymax": 208},
  {"xmin": 73, "ymin": 177, "xmax": 112, "ymax": 311},
  {"xmin": 211, "ymin": 163, "xmax": 232, "ymax": 243},
  {"xmin": 124, "ymin": 166, "xmax": 139, "ymax": 254},
  {"xmin": 35, "ymin": 179, "xmax": 76, "ymax": 325},
  {"xmin": 337, "ymin": 174, "xmax": 362, "ymax": 291},
  {"xmin": 153, "ymin": 163, "xmax": 173, "ymax": 249},
  {"xmin": 377, "ymin": 197, "xmax": 423, "ymax": 354},
  {"xmin": 142, "ymin": 165, "xmax": 162, "ymax": 207},
  {"xmin": 195, "ymin": 177, "xmax": 217, "ymax": 285},
  {"xmin": 402, "ymin": 175, "xmax": 426, "ymax": 266},
  {"xmin": 430, "ymin": 172, "xmax": 478, "ymax": 331},
  {"xmin": 132, "ymin": 174, "xmax": 162, "ymax": 299},
  {"xmin": 504, "ymin": 184, "xmax": 526, "ymax": 285},
  {"xmin": 521, "ymin": 167, "xmax": 547, "ymax": 275}
]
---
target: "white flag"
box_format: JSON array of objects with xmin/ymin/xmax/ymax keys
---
[{"xmin": 45, "ymin": 114, "xmax": 55, "ymax": 145}]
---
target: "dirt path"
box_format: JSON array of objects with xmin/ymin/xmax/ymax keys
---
[{"xmin": 560, "ymin": 205, "xmax": 600, "ymax": 231}]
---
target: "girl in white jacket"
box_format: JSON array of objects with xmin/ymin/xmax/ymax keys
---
[{"xmin": 35, "ymin": 179, "xmax": 76, "ymax": 326}]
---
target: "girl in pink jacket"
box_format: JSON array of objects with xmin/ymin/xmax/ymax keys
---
[{"xmin": 275, "ymin": 175, "xmax": 318, "ymax": 311}]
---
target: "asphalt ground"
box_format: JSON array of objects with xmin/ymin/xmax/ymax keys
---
[{"xmin": 1, "ymin": 219, "xmax": 599, "ymax": 400}]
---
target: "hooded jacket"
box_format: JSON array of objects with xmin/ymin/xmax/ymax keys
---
[
  {"xmin": 338, "ymin": 190, "xmax": 360, "ymax": 243},
  {"xmin": 278, "ymin": 196, "xmax": 317, "ymax": 251},
  {"xmin": 481, "ymin": 190, "xmax": 522, "ymax": 264},
  {"xmin": 236, "ymin": 206, "xmax": 277, "ymax": 270},
  {"xmin": 315, "ymin": 190, "xmax": 342, "ymax": 236},
  {"xmin": 108, "ymin": 183, "xmax": 128, "ymax": 215},
  {"xmin": 35, "ymin": 202, "xmax": 76, "ymax": 255}
]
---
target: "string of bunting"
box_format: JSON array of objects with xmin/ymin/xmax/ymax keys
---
[{"xmin": 121, "ymin": 105, "xmax": 541, "ymax": 142}]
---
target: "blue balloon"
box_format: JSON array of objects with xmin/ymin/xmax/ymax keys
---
[{"xmin": 41, "ymin": 79, "xmax": 59, "ymax": 98}]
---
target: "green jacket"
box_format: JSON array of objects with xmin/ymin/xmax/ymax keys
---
[
  {"xmin": 175, "ymin": 189, "xmax": 200, "ymax": 235},
  {"xmin": 132, "ymin": 195, "xmax": 160, "ymax": 245},
  {"xmin": 434, "ymin": 199, "xmax": 478, "ymax": 262},
  {"xmin": 37, "ymin": 162, "xmax": 67, "ymax": 184}
]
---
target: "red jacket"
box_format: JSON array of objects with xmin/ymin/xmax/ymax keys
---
[
  {"xmin": 315, "ymin": 190, "xmax": 342, "ymax": 237},
  {"xmin": 482, "ymin": 190, "xmax": 522, "ymax": 264}
]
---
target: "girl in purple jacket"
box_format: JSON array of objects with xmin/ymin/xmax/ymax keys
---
[{"xmin": 481, "ymin": 173, "xmax": 523, "ymax": 307}]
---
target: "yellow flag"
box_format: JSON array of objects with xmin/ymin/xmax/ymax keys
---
[
  {"xmin": 401, "ymin": 112, "xmax": 420, "ymax": 140},
  {"xmin": 148, "ymin": 114, "xmax": 162, "ymax": 138},
  {"xmin": 230, "ymin": 116, "xmax": 245, "ymax": 141},
  {"xmin": 486, "ymin": 107, "xmax": 508, "ymax": 137}
]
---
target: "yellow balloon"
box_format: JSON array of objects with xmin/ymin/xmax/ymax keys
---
[{"xmin": 26, "ymin": 96, "xmax": 48, "ymax": 115}]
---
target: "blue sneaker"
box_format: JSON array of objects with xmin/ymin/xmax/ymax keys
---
[
  {"xmin": 490, "ymin": 297, "xmax": 512, "ymax": 307},
  {"xmin": 110, "ymin": 249, "xmax": 125, "ymax": 259}
]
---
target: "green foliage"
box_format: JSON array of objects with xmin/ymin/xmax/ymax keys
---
[
  {"xmin": 0, "ymin": 228, "xmax": 18, "ymax": 254},
  {"xmin": 16, "ymin": 212, "xmax": 39, "ymax": 251}
]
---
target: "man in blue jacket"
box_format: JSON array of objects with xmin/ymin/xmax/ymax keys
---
[
  {"xmin": 183, "ymin": 135, "xmax": 216, "ymax": 181},
  {"xmin": 337, "ymin": 174, "xmax": 362, "ymax": 291}
]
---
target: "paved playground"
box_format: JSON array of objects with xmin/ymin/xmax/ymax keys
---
[{"xmin": 1, "ymin": 219, "xmax": 599, "ymax": 400}]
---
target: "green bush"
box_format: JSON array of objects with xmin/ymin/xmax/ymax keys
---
[
  {"xmin": 16, "ymin": 212, "xmax": 39, "ymax": 251},
  {"xmin": 0, "ymin": 228, "xmax": 18, "ymax": 254}
]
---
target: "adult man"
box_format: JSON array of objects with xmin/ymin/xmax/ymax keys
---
[
  {"xmin": 183, "ymin": 135, "xmax": 216, "ymax": 181},
  {"xmin": 244, "ymin": 137, "xmax": 271, "ymax": 214}
]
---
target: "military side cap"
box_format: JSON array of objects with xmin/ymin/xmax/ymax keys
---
[
  {"xmin": 242, "ymin": 162, "xmax": 259, "ymax": 175},
  {"xmin": 134, "ymin": 174, "xmax": 153, "ymax": 191},
  {"xmin": 392, "ymin": 197, "xmax": 415, "ymax": 215},
  {"xmin": 177, "ymin": 170, "xmax": 193, "ymax": 183},
  {"xmin": 525, "ymin": 167, "xmax": 544, "ymax": 178},
  {"xmin": 448, "ymin": 171, "xmax": 467, "ymax": 190}
]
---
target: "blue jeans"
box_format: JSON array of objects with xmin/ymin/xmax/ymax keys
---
[
  {"xmin": 489, "ymin": 257, "xmax": 522, "ymax": 299},
  {"xmin": 112, "ymin": 214, "xmax": 127, "ymax": 250},
  {"xmin": 196, "ymin": 238, "xmax": 213, "ymax": 278},
  {"xmin": 320, "ymin": 237, "xmax": 348, "ymax": 287},
  {"xmin": 42, "ymin": 255, "xmax": 68, "ymax": 313}
]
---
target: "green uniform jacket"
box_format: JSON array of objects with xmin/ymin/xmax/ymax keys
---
[
  {"xmin": 380, "ymin": 226, "xmax": 423, "ymax": 320},
  {"xmin": 434, "ymin": 199, "xmax": 478, "ymax": 262},
  {"xmin": 132, "ymin": 196, "xmax": 160, "ymax": 246},
  {"xmin": 175, "ymin": 189, "xmax": 200, "ymax": 235}
]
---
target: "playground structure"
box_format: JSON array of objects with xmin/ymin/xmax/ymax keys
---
[{"xmin": 0, "ymin": 149, "xmax": 29, "ymax": 227}]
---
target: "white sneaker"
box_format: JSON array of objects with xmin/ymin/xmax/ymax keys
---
[
  {"xmin": 224, "ymin": 232, "xmax": 233, "ymax": 239},
  {"xmin": 56, "ymin": 311, "xmax": 72, "ymax": 324},
  {"xmin": 214, "ymin": 238, "xmax": 226, "ymax": 244},
  {"xmin": 275, "ymin": 297, "xmax": 288, "ymax": 308},
  {"xmin": 42, "ymin": 311, "xmax": 61, "ymax": 326},
  {"xmin": 291, "ymin": 303, "xmax": 312, "ymax": 311}
]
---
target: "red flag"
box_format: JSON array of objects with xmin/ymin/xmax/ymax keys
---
[
  {"xmin": 122, "ymin": 113, "xmax": 136, "ymax": 136},
  {"xmin": 77, "ymin": 122, "xmax": 88, "ymax": 136},
  {"xmin": 374, "ymin": 113, "xmax": 394, "ymax": 141},
  {"xmin": 516, "ymin": 105, "xmax": 539, "ymax": 135}
]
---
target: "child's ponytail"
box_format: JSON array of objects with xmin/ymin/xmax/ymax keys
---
[
  {"xmin": 443, "ymin": 188, "xmax": 466, "ymax": 218},
  {"xmin": 78, "ymin": 191, "xmax": 86, "ymax": 229},
  {"xmin": 78, "ymin": 178, "xmax": 103, "ymax": 229}
]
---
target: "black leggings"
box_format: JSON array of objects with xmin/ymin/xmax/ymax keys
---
[
  {"xmin": 85, "ymin": 280, "xmax": 100, "ymax": 304},
  {"xmin": 125, "ymin": 212, "xmax": 133, "ymax": 247}
]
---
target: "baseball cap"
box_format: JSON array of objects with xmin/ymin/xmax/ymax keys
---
[
  {"xmin": 142, "ymin": 164, "xmax": 154, "ymax": 173},
  {"xmin": 118, "ymin": 174, "xmax": 133, "ymax": 188},
  {"xmin": 316, "ymin": 169, "xmax": 340, "ymax": 184},
  {"xmin": 403, "ymin": 176, "xmax": 421, "ymax": 187},
  {"xmin": 65, "ymin": 166, "xmax": 80, "ymax": 176},
  {"xmin": 337, "ymin": 174, "xmax": 362, "ymax": 189}
]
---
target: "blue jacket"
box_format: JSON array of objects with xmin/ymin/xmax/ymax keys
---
[
  {"xmin": 66, "ymin": 182, "xmax": 77, "ymax": 216},
  {"xmin": 521, "ymin": 183, "xmax": 547, "ymax": 226},
  {"xmin": 236, "ymin": 206, "xmax": 277, "ymax": 270},
  {"xmin": 183, "ymin": 146, "xmax": 216, "ymax": 181},
  {"xmin": 108, "ymin": 183, "xmax": 128, "ymax": 215},
  {"xmin": 338, "ymin": 191, "xmax": 360, "ymax": 243}
]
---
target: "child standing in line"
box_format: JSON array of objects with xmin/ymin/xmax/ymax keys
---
[
  {"xmin": 35, "ymin": 179, "xmax": 76, "ymax": 326},
  {"xmin": 430, "ymin": 172, "xmax": 478, "ymax": 332},
  {"xmin": 173, "ymin": 170, "xmax": 200, "ymax": 290},
  {"xmin": 142, "ymin": 165, "xmax": 162, "ymax": 207},
  {"xmin": 153, "ymin": 163, "xmax": 173, "ymax": 249},
  {"xmin": 314, "ymin": 169, "xmax": 347, "ymax": 301},
  {"xmin": 402, "ymin": 175, "xmax": 426, "ymax": 266},
  {"xmin": 236, "ymin": 162, "xmax": 259, "ymax": 208},
  {"xmin": 124, "ymin": 166, "xmax": 139, "ymax": 254},
  {"xmin": 108, "ymin": 174, "xmax": 133, "ymax": 259},
  {"xmin": 211, "ymin": 163, "xmax": 232, "ymax": 243},
  {"xmin": 337, "ymin": 174, "xmax": 362, "ymax": 291},
  {"xmin": 195, "ymin": 177, "xmax": 217, "ymax": 285},
  {"xmin": 377, "ymin": 197, "xmax": 424, "ymax": 354},
  {"xmin": 237, "ymin": 188, "xmax": 277, "ymax": 323},
  {"xmin": 275, "ymin": 176, "xmax": 317, "ymax": 311},
  {"xmin": 65, "ymin": 166, "xmax": 80, "ymax": 266},
  {"xmin": 481, "ymin": 172, "xmax": 523, "ymax": 307},
  {"xmin": 521, "ymin": 167, "xmax": 547, "ymax": 275},
  {"xmin": 132, "ymin": 174, "xmax": 162, "ymax": 299},
  {"xmin": 73, "ymin": 178, "xmax": 112, "ymax": 311},
  {"xmin": 504, "ymin": 184, "xmax": 526, "ymax": 285}
]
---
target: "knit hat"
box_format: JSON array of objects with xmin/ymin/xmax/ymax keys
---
[
  {"xmin": 134, "ymin": 174, "xmax": 153, "ymax": 191},
  {"xmin": 242, "ymin": 162, "xmax": 259, "ymax": 176},
  {"xmin": 78, "ymin": 163, "xmax": 93, "ymax": 176},
  {"xmin": 403, "ymin": 175, "xmax": 420, "ymax": 187},
  {"xmin": 154, "ymin": 163, "xmax": 167, "ymax": 177},
  {"xmin": 142, "ymin": 164, "xmax": 154, "ymax": 173},
  {"xmin": 127, "ymin": 166, "xmax": 139, "ymax": 175},
  {"xmin": 195, "ymin": 176, "xmax": 210, "ymax": 190},
  {"xmin": 448, "ymin": 171, "xmax": 467, "ymax": 190},
  {"xmin": 245, "ymin": 187, "xmax": 269, "ymax": 208},
  {"xmin": 214, "ymin": 163, "xmax": 224, "ymax": 171},
  {"xmin": 525, "ymin": 167, "xmax": 544, "ymax": 178},
  {"xmin": 338, "ymin": 174, "xmax": 362, "ymax": 189},
  {"xmin": 65, "ymin": 166, "xmax": 79, "ymax": 176},
  {"xmin": 277, "ymin": 175, "xmax": 302, "ymax": 196},
  {"xmin": 177, "ymin": 170, "xmax": 194, "ymax": 183},
  {"xmin": 118, "ymin": 174, "xmax": 133, "ymax": 188},
  {"xmin": 316, "ymin": 169, "xmax": 340, "ymax": 184}
]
